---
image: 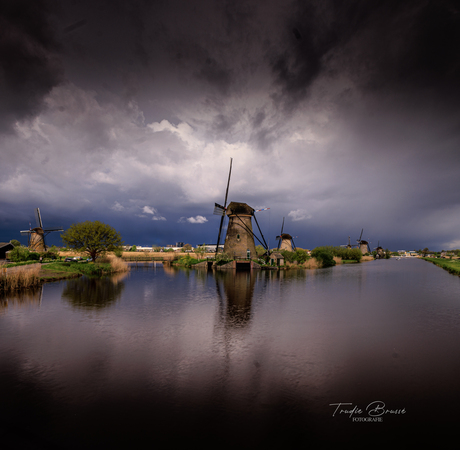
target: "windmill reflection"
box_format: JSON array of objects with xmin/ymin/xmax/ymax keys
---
[
  {"xmin": 215, "ymin": 270, "xmax": 256, "ymax": 327},
  {"xmin": 62, "ymin": 275, "xmax": 126, "ymax": 310}
]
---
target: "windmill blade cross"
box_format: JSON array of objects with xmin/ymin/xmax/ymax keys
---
[
  {"xmin": 35, "ymin": 208, "xmax": 43, "ymax": 228},
  {"xmin": 43, "ymin": 227, "xmax": 64, "ymax": 232},
  {"xmin": 213, "ymin": 203, "xmax": 226, "ymax": 216}
]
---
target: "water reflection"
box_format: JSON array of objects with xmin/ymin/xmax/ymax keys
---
[
  {"xmin": 0, "ymin": 285, "xmax": 43, "ymax": 314},
  {"xmin": 215, "ymin": 270, "xmax": 256, "ymax": 327},
  {"xmin": 62, "ymin": 275, "xmax": 126, "ymax": 310},
  {"xmin": 1, "ymin": 259, "xmax": 460, "ymax": 447}
]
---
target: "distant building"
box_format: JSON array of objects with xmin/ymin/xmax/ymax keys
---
[
  {"xmin": 175, "ymin": 242, "xmax": 184, "ymax": 248},
  {"xmin": 200, "ymin": 244, "xmax": 224, "ymax": 253}
]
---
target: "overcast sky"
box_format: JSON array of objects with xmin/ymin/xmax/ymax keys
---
[{"xmin": 1, "ymin": 0, "xmax": 459, "ymax": 251}]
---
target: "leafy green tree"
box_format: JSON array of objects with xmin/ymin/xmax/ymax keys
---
[
  {"xmin": 311, "ymin": 248, "xmax": 336, "ymax": 268},
  {"xmin": 255, "ymin": 245, "xmax": 266, "ymax": 256},
  {"xmin": 10, "ymin": 239, "xmax": 21, "ymax": 247},
  {"xmin": 293, "ymin": 249, "xmax": 310, "ymax": 264},
  {"xmin": 61, "ymin": 221, "xmax": 123, "ymax": 262}
]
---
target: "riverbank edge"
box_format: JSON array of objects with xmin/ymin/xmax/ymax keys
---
[{"xmin": 422, "ymin": 257, "xmax": 460, "ymax": 276}]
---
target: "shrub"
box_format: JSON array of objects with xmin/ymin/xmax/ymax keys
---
[
  {"xmin": 293, "ymin": 249, "xmax": 310, "ymax": 264},
  {"xmin": 107, "ymin": 255, "xmax": 129, "ymax": 272},
  {"xmin": 280, "ymin": 249, "xmax": 310, "ymax": 264},
  {"xmin": 8, "ymin": 247, "xmax": 30, "ymax": 262},
  {"xmin": 41, "ymin": 250, "xmax": 59, "ymax": 260},
  {"xmin": 215, "ymin": 252, "xmax": 232, "ymax": 265},
  {"xmin": 176, "ymin": 254, "xmax": 200, "ymax": 267},
  {"xmin": 310, "ymin": 246, "xmax": 362, "ymax": 262},
  {"xmin": 311, "ymin": 248, "xmax": 336, "ymax": 268}
]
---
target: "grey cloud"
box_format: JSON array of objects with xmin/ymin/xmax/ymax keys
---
[
  {"xmin": 269, "ymin": 1, "xmax": 460, "ymax": 111},
  {"xmin": 0, "ymin": 0, "xmax": 64, "ymax": 132},
  {"xmin": 195, "ymin": 57, "xmax": 234, "ymax": 95}
]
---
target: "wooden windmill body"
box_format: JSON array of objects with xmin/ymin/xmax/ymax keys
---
[
  {"xmin": 276, "ymin": 218, "xmax": 296, "ymax": 252},
  {"xmin": 279, "ymin": 233, "xmax": 293, "ymax": 251},
  {"xmin": 374, "ymin": 241, "xmax": 384, "ymax": 258},
  {"xmin": 356, "ymin": 229, "xmax": 371, "ymax": 254},
  {"xmin": 223, "ymin": 202, "xmax": 257, "ymax": 259},
  {"xmin": 29, "ymin": 228, "xmax": 46, "ymax": 252}
]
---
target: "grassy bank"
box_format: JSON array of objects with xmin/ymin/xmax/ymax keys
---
[
  {"xmin": 1, "ymin": 256, "xmax": 130, "ymax": 290},
  {"xmin": 0, "ymin": 265, "xmax": 41, "ymax": 291},
  {"xmin": 41, "ymin": 255, "xmax": 129, "ymax": 280},
  {"xmin": 422, "ymin": 257, "xmax": 460, "ymax": 276}
]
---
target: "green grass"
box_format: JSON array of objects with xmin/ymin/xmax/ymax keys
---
[
  {"xmin": 40, "ymin": 261, "xmax": 117, "ymax": 279},
  {"xmin": 173, "ymin": 255, "xmax": 201, "ymax": 268},
  {"xmin": 422, "ymin": 257, "xmax": 460, "ymax": 276}
]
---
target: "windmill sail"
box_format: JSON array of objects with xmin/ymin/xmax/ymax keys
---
[
  {"xmin": 276, "ymin": 217, "xmax": 285, "ymax": 249},
  {"xmin": 35, "ymin": 208, "xmax": 43, "ymax": 228},
  {"xmin": 215, "ymin": 158, "xmax": 232, "ymax": 252}
]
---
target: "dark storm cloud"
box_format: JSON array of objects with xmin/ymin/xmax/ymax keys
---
[
  {"xmin": 369, "ymin": 0, "xmax": 460, "ymax": 91},
  {"xmin": 195, "ymin": 56, "xmax": 234, "ymax": 95},
  {"xmin": 270, "ymin": 0, "xmax": 460, "ymax": 110},
  {"xmin": 63, "ymin": 19, "xmax": 87, "ymax": 34},
  {"xmin": 0, "ymin": 0, "xmax": 64, "ymax": 132}
]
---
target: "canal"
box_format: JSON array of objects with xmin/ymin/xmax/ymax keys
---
[{"xmin": 1, "ymin": 258, "xmax": 459, "ymax": 448}]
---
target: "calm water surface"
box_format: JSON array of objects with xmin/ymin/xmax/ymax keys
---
[{"xmin": 1, "ymin": 258, "xmax": 460, "ymax": 448}]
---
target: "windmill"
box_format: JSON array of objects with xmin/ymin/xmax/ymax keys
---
[
  {"xmin": 374, "ymin": 241, "xmax": 384, "ymax": 258},
  {"xmin": 20, "ymin": 208, "xmax": 63, "ymax": 252},
  {"xmin": 213, "ymin": 159, "xmax": 269, "ymax": 259},
  {"xmin": 276, "ymin": 217, "xmax": 296, "ymax": 251},
  {"xmin": 340, "ymin": 236, "xmax": 353, "ymax": 249},
  {"xmin": 356, "ymin": 229, "xmax": 371, "ymax": 254}
]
